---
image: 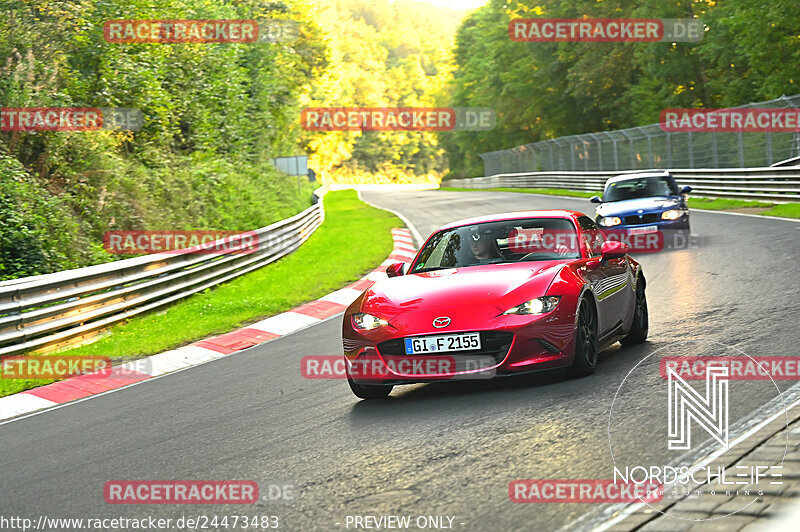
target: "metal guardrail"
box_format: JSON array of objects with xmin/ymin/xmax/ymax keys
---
[
  {"xmin": 0, "ymin": 188, "xmax": 327, "ymax": 357},
  {"xmin": 442, "ymin": 167, "xmax": 800, "ymax": 203},
  {"xmin": 772, "ymin": 155, "xmax": 800, "ymax": 167}
]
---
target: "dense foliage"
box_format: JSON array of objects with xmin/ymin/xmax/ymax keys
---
[
  {"xmin": 0, "ymin": 0, "xmax": 326, "ymax": 279},
  {"xmin": 443, "ymin": 0, "xmax": 800, "ymax": 177}
]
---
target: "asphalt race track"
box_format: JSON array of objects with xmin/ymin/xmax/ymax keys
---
[{"xmin": 1, "ymin": 189, "xmax": 799, "ymax": 531}]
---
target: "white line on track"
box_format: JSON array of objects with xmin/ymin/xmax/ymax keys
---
[{"xmin": 0, "ymin": 311, "xmax": 346, "ymax": 428}]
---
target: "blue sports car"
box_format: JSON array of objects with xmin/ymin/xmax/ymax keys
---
[{"xmin": 590, "ymin": 171, "xmax": 692, "ymax": 237}]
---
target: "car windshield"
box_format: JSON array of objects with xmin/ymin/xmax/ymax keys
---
[
  {"xmin": 411, "ymin": 218, "xmax": 581, "ymax": 273},
  {"xmin": 603, "ymin": 175, "xmax": 677, "ymax": 202}
]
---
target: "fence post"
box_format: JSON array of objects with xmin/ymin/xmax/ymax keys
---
[
  {"xmin": 620, "ymin": 130, "xmax": 634, "ymax": 169},
  {"xmin": 582, "ymin": 138, "xmax": 589, "ymax": 171},
  {"xmin": 570, "ymin": 139, "xmax": 576, "ymax": 171},
  {"xmin": 737, "ymin": 131, "xmax": 745, "ymax": 167},
  {"xmin": 589, "ymin": 133, "xmax": 602, "ymax": 171},
  {"xmin": 666, "ymin": 132, "xmax": 672, "ymax": 168},
  {"xmin": 780, "ymin": 95, "xmax": 800, "ymax": 159},
  {"xmin": 765, "ymin": 132, "xmax": 773, "ymax": 166},
  {"xmin": 711, "ymin": 131, "xmax": 719, "ymax": 168},
  {"xmin": 644, "ymin": 129, "xmax": 654, "ymax": 168}
]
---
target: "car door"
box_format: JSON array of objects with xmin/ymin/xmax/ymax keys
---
[{"xmin": 577, "ymin": 216, "xmax": 630, "ymax": 337}]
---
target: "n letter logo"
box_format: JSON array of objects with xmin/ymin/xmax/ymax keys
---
[{"xmin": 667, "ymin": 364, "xmax": 729, "ymax": 450}]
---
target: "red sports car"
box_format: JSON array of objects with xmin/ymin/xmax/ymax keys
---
[{"xmin": 342, "ymin": 210, "xmax": 648, "ymax": 399}]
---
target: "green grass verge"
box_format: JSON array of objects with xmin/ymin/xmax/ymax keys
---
[
  {"xmin": 761, "ymin": 203, "xmax": 800, "ymax": 218},
  {"xmin": 441, "ymin": 187, "xmax": 800, "ymax": 219},
  {"xmin": 686, "ymin": 197, "xmax": 772, "ymax": 210},
  {"xmin": 0, "ymin": 190, "xmax": 400, "ymax": 398},
  {"xmin": 687, "ymin": 197, "xmax": 800, "ymax": 218}
]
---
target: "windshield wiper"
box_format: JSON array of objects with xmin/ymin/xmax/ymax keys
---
[{"xmin": 413, "ymin": 266, "xmax": 452, "ymax": 273}]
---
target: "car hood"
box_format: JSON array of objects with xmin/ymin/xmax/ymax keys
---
[
  {"xmin": 596, "ymin": 196, "xmax": 681, "ymax": 217},
  {"xmin": 361, "ymin": 261, "xmax": 566, "ymax": 316}
]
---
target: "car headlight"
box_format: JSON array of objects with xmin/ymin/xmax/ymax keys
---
[
  {"xmin": 598, "ymin": 216, "xmax": 622, "ymax": 227},
  {"xmin": 661, "ymin": 209, "xmax": 682, "ymax": 220},
  {"xmin": 352, "ymin": 313, "xmax": 388, "ymax": 330},
  {"xmin": 503, "ymin": 296, "xmax": 561, "ymax": 315}
]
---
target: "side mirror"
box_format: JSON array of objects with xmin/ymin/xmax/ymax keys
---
[
  {"xmin": 590, "ymin": 196, "xmax": 602, "ymax": 204},
  {"xmin": 386, "ymin": 262, "xmax": 406, "ymax": 278},
  {"xmin": 680, "ymin": 185, "xmax": 692, "ymax": 194},
  {"xmin": 601, "ymin": 241, "xmax": 628, "ymax": 261}
]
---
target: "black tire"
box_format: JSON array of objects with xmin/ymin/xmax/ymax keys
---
[
  {"xmin": 347, "ymin": 377, "xmax": 392, "ymax": 399},
  {"xmin": 568, "ymin": 298, "xmax": 599, "ymax": 377},
  {"xmin": 621, "ymin": 277, "xmax": 648, "ymax": 346}
]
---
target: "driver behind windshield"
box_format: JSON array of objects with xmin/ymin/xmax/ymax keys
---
[{"xmin": 467, "ymin": 226, "xmax": 498, "ymax": 264}]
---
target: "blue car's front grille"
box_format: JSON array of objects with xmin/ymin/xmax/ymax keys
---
[{"xmin": 624, "ymin": 213, "xmax": 659, "ymax": 225}]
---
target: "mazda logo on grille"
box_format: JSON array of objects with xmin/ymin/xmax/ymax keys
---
[{"xmin": 432, "ymin": 316, "xmax": 451, "ymax": 328}]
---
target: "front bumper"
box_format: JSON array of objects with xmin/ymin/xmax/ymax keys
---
[
  {"xmin": 598, "ymin": 213, "xmax": 690, "ymax": 232},
  {"xmin": 598, "ymin": 216, "xmax": 690, "ymax": 253},
  {"xmin": 343, "ymin": 301, "xmax": 579, "ymax": 384}
]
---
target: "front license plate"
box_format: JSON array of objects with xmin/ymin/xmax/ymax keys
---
[
  {"xmin": 629, "ymin": 225, "xmax": 657, "ymax": 235},
  {"xmin": 404, "ymin": 333, "xmax": 481, "ymax": 354}
]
